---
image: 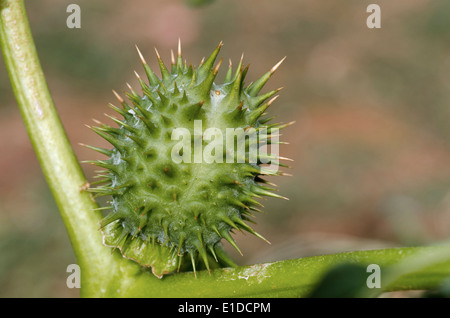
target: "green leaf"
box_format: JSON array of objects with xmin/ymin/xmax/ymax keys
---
[
  {"xmin": 307, "ymin": 263, "xmax": 373, "ymax": 298},
  {"xmin": 424, "ymin": 276, "xmax": 450, "ymax": 298}
]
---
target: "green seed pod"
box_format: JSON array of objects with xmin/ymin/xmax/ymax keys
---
[{"xmin": 85, "ymin": 41, "xmax": 292, "ymax": 278}]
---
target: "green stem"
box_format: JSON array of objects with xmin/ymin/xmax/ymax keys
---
[
  {"xmin": 89, "ymin": 245, "xmax": 450, "ymax": 297},
  {"xmin": 0, "ymin": 0, "xmax": 113, "ymax": 291}
]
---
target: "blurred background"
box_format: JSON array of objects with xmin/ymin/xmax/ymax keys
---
[{"xmin": 1, "ymin": 0, "xmax": 450, "ymax": 297}]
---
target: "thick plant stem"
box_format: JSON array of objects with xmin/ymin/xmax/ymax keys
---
[
  {"xmin": 0, "ymin": 0, "xmax": 114, "ymax": 293},
  {"xmin": 88, "ymin": 245, "xmax": 450, "ymax": 297}
]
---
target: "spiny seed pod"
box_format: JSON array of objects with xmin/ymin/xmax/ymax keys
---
[{"xmin": 84, "ymin": 40, "xmax": 293, "ymax": 278}]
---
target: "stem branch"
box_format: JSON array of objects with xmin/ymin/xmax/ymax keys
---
[{"xmin": 0, "ymin": 0, "xmax": 112, "ymax": 289}]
